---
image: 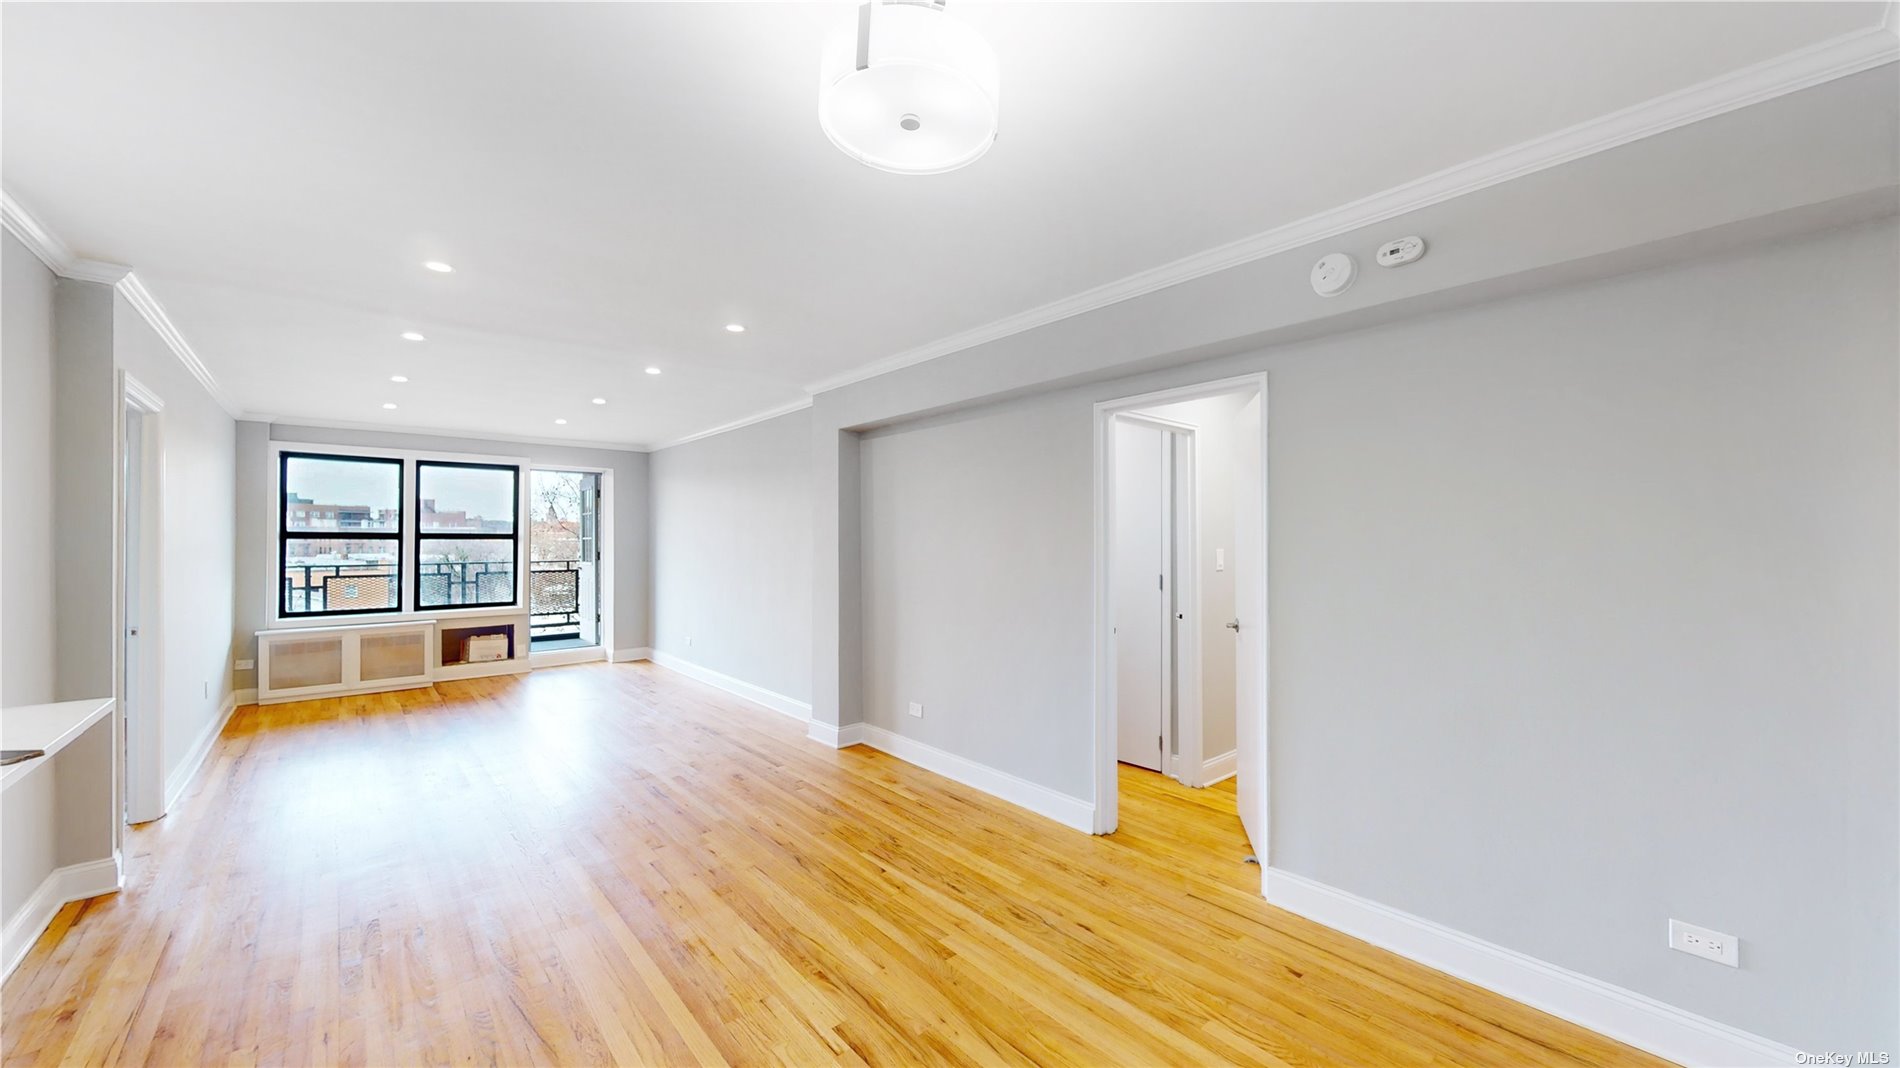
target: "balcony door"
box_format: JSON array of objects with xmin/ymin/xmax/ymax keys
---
[{"xmin": 529, "ymin": 470, "xmax": 602, "ymax": 651}]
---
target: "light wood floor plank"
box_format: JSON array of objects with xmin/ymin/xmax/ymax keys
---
[{"xmin": 2, "ymin": 662, "xmax": 1670, "ymax": 1067}]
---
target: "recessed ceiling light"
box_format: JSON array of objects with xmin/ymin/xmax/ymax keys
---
[
  {"xmin": 400, "ymin": 331, "xmax": 426, "ymax": 342},
  {"xmin": 390, "ymin": 375, "xmax": 409, "ymax": 383},
  {"xmin": 645, "ymin": 367, "xmax": 662, "ymax": 375},
  {"xmin": 382, "ymin": 403, "xmax": 398, "ymax": 410},
  {"xmin": 554, "ymin": 418, "xmax": 568, "ymax": 425},
  {"xmin": 423, "ymin": 261, "xmax": 454, "ymax": 273},
  {"xmin": 725, "ymin": 323, "xmax": 746, "ymax": 333},
  {"xmin": 591, "ymin": 397, "xmax": 607, "ymax": 405}
]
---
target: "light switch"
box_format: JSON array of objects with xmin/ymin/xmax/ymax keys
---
[{"xmin": 1216, "ymin": 548, "xmax": 1225, "ymax": 572}]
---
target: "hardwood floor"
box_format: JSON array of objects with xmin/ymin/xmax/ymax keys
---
[{"xmin": 1, "ymin": 663, "xmax": 1666, "ymax": 1066}]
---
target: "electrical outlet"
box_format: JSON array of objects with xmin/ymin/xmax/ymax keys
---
[
  {"xmin": 1668, "ymin": 919, "xmax": 1738, "ymax": 967},
  {"xmin": 907, "ymin": 701, "xmax": 923, "ymax": 719},
  {"xmin": 235, "ymin": 659, "xmax": 255, "ymax": 671}
]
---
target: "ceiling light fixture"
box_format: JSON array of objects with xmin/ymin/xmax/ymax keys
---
[
  {"xmin": 401, "ymin": 331, "xmax": 426, "ymax": 342},
  {"xmin": 390, "ymin": 375, "xmax": 409, "ymax": 383},
  {"xmin": 725, "ymin": 323, "xmax": 746, "ymax": 333},
  {"xmin": 382, "ymin": 403, "xmax": 398, "ymax": 410},
  {"xmin": 592, "ymin": 397, "xmax": 607, "ymax": 405},
  {"xmin": 819, "ymin": 0, "xmax": 999, "ymax": 176},
  {"xmin": 645, "ymin": 367, "xmax": 662, "ymax": 375},
  {"xmin": 554, "ymin": 418, "xmax": 568, "ymax": 425},
  {"xmin": 423, "ymin": 261, "xmax": 454, "ymax": 273}
]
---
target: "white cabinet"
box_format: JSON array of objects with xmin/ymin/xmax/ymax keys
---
[{"xmin": 256, "ymin": 622, "xmax": 435, "ymax": 703}]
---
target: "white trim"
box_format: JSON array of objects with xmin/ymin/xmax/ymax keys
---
[
  {"xmin": 857, "ymin": 725, "xmax": 1094, "ymax": 833},
  {"xmin": 3, "ymin": 856, "xmax": 123, "ymax": 982},
  {"xmin": 646, "ymin": 396, "xmax": 814, "ymax": 452},
  {"xmin": 117, "ymin": 375, "xmax": 168, "ymax": 827},
  {"xmin": 163, "ymin": 690, "xmax": 238, "ymax": 813},
  {"xmin": 429, "ymin": 660, "xmax": 528, "ymax": 684},
  {"xmin": 1264, "ymin": 868, "xmax": 1801, "ymax": 1068},
  {"xmin": 234, "ymin": 688, "xmax": 258, "ymax": 706},
  {"xmin": 610, "ymin": 646, "xmax": 653, "ymax": 663},
  {"xmin": 0, "ymin": 189, "xmax": 129, "ymax": 283},
  {"xmin": 1093, "ymin": 373, "xmax": 1268, "ymax": 836},
  {"xmin": 801, "ymin": 27, "xmax": 1900, "ymax": 397},
  {"xmin": 250, "ymin": 413, "xmax": 649, "ymax": 455},
  {"xmin": 2, "ymin": 191, "xmax": 238, "ymax": 413},
  {"xmin": 806, "ymin": 720, "xmax": 865, "ymax": 749},
  {"xmin": 648, "ymin": 650, "xmax": 813, "ymax": 722},
  {"xmin": 116, "ymin": 274, "xmax": 239, "ymax": 416},
  {"xmin": 1200, "ymin": 749, "xmax": 1236, "ymax": 786},
  {"xmin": 529, "ymin": 645, "xmax": 606, "ymax": 669}
]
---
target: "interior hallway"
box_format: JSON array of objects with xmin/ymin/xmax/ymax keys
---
[{"xmin": 2, "ymin": 663, "xmax": 1665, "ymax": 1067}]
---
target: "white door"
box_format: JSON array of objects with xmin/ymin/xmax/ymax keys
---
[
  {"xmin": 122, "ymin": 406, "xmax": 144, "ymax": 823},
  {"xmin": 1233, "ymin": 393, "xmax": 1267, "ymax": 857},
  {"xmin": 1114, "ymin": 420, "xmax": 1167, "ymax": 771},
  {"xmin": 577, "ymin": 473, "xmax": 600, "ymax": 647}
]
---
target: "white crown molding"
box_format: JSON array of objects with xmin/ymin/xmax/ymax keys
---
[
  {"xmin": 645, "ymin": 396, "xmax": 814, "ymax": 452},
  {"xmin": 2, "ymin": 190, "xmax": 124, "ymax": 283},
  {"xmin": 802, "ymin": 24, "xmax": 1900, "ymax": 397},
  {"xmin": 117, "ymin": 274, "xmax": 241, "ymax": 417},
  {"xmin": 3, "ymin": 189, "xmax": 244, "ymax": 416},
  {"xmin": 241, "ymin": 412, "xmax": 651, "ymax": 455}
]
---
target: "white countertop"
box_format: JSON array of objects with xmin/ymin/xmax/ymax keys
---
[{"xmin": 1, "ymin": 697, "xmax": 114, "ymax": 791}]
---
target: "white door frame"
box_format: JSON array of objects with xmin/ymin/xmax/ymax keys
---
[
  {"xmin": 1092, "ymin": 372, "xmax": 1268, "ymax": 844},
  {"xmin": 527, "ymin": 465, "xmax": 613, "ymax": 668},
  {"xmin": 1113, "ymin": 411, "xmax": 1203, "ymax": 785},
  {"xmin": 118, "ymin": 372, "xmax": 166, "ymax": 825}
]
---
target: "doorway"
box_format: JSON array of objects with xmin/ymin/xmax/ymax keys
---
[
  {"xmin": 120, "ymin": 373, "xmax": 165, "ymax": 825},
  {"xmin": 529, "ymin": 469, "xmax": 605, "ymax": 664},
  {"xmin": 1111, "ymin": 413, "xmax": 1196, "ymax": 779},
  {"xmin": 1095, "ymin": 373, "xmax": 1268, "ymax": 883}
]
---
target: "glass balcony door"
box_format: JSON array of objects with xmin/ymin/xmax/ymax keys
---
[{"xmin": 529, "ymin": 470, "xmax": 601, "ymax": 649}]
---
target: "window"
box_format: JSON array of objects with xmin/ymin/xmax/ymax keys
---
[
  {"xmin": 416, "ymin": 461, "xmax": 519, "ymax": 609},
  {"xmin": 279, "ymin": 453, "xmax": 402, "ymax": 617}
]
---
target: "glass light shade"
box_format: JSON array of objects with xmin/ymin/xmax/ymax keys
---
[{"xmin": 819, "ymin": 3, "xmax": 999, "ymax": 175}]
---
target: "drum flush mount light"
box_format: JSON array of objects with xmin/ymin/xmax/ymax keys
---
[{"xmin": 819, "ymin": 0, "xmax": 999, "ymax": 175}]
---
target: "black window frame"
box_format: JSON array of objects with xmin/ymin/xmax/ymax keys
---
[
  {"xmin": 414, "ymin": 460, "xmax": 521, "ymax": 611},
  {"xmin": 278, "ymin": 451, "xmax": 405, "ymax": 619}
]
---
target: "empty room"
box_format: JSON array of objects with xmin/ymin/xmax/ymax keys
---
[{"xmin": 1, "ymin": 2, "xmax": 1895, "ymax": 1065}]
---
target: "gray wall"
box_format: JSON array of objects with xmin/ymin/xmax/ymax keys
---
[
  {"xmin": 51, "ymin": 279, "xmax": 116, "ymax": 702},
  {"xmin": 2, "ymin": 233, "xmax": 57, "ymax": 706},
  {"xmin": 111, "ymin": 293, "xmax": 238, "ymax": 780},
  {"xmin": 852, "ymin": 220, "xmax": 1898, "ymax": 1053},
  {"xmin": 649, "ymin": 408, "xmax": 812, "ymax": 702},
  {"xmin": 231, "ymin": 422, "xmax": 651, "ymax": 686}
]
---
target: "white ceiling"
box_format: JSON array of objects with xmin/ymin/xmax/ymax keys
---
[{"xmin": 3, "ymin": 2, "xmax": 1884, "ymax": 449}]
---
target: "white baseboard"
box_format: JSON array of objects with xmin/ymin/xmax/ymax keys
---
[
  {"xmin": 164, "ymin": 690, "xmax": 239, "ymax": 812},
  {"xmin": 234, "ymin": 687, "xmax": 258, "ymax": 706},
  {"xmin": 857, "ymin": 724, "xmax": 1094, "ymax": 833},
  {"xmin": 610, "ymin": 646, "xmax": 652, "ymax": 663},
  {"xmin": 1201, "ymin": 749, "xmax": 1236, "ymax": 786},
  {"xmin": 2, "ymin": 855, "xmax": 122, "ymax": 981},
  {"xmin": 648, "ymin": 650, "xmax": 812, "ymax": 723},
  {"xmin": 806, "ymin": 721, "xmax": 865, "ymax": 748},
  {"xmin": 1263, "ymin": 867, "xmax": 1800, "ymax": 1067},
  {"xmin": 529, "ymin": 646, "xmax": 607, "ymax": 669}
]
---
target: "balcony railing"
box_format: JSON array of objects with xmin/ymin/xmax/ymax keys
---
[
  {"xmin": 528, "ymin": 560, "xmax": 584, "ymax": 638},
  {"xmin": 282, "ymin": 560, "xmax": 587, "ymax": 635}
]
